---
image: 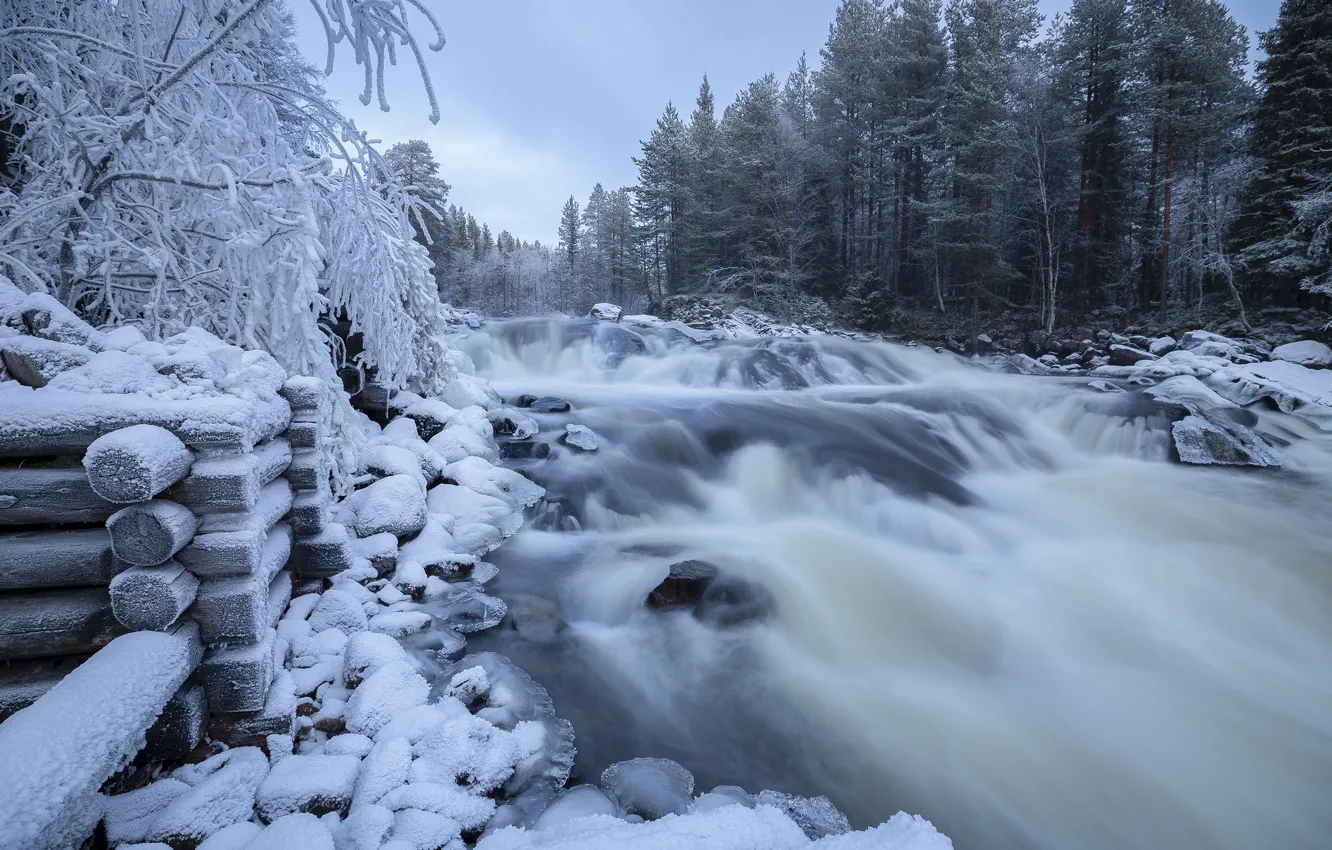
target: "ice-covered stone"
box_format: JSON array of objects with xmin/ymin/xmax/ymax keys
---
[
  {"xmin": 256, "ymin": 754, "xmax": 361, "ymax": 821},
  {"xmin": 348, "ymin": 475, "xmax": 427, "ymax": 539},
  {"xmin": 532, "ymin": 786, "xmax": 618, "ymax": 830},
  {"xmin": 345, "ymin": 660, "xmax": 429, "ymax": 737},
  {"xmin": 600, "ymin": 758, "xmax": 695, "ymax": 820},
  {"xmin": 446, "ymin": 457, "xmax": 545, "ymax": 509},
  {"xmin": 1205, "ymin": 359, "xmax": 1332, "ymax": 430},
  {"xmin": 1271, "ymin": 339, "xmax": 1332, "ymax": 367},
  {"xmin": 352, "ymin": 737, "xmax": 413, "ymax": 809},
  {"xmin": 694, "ymin": 785, "xmax": 756, "ymax": 813},
  {"xmin": 589, "ymin": 303, "xmax": 622, "ymax": 321},
  {"xmin": 146, "ymin": 748, "xmax": 270, "ymax": 845},
  {"xmin": 309, "ymin": 590, "xmax": 369, "ymax": 635},
  {"xmin": 1171, "ymin": 415, "xmax": 1285, "ymax": 467},
  {"xmin": 562, "ymin": 424, "xmax": 599, "ymax": 451},
  {"xmin": 427, "ymin": 484, "xmax": 524, "ymax": 537},
  {"xmin": 755, "ymin": 790, "xmax": 852, "ymax": 839}
]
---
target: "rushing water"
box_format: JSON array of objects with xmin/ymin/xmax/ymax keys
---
[{"xmin": 457, "ymin": 317, "xmax": 1332, "ymax": 850}]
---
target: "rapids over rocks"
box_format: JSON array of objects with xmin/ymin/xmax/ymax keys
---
[{"xmin": 456, "ymin": 317, "xmax": 1332, "ymax": 850}]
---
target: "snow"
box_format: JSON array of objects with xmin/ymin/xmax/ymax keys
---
[
  {"xmin": 337, "ymin": 804, "xmax": 395, "ymax": 850},
  {"xmin": 353, "ymin": 738, "xmax": 414, "ymax": 809},
  {"xmin": 342, "ymin": 631, "xmax": 409, "ymax": 688},
  {"xmin": 532, "ymin": 787, "xmax": 619, "ymax": 831},
  {"xmin": 1270, "ymin": 339, "xmax": 1332, "ymax": 367},
  {"xmin": 562, "ymin": 424, "xmax": 600, "ymax": 451},
  {"xmin": 256, "ymin": 755, "xmax": 362, "ymax": 821},
  {"xmin": 240, "ymin": 812, "xmax": 335, "ymax": 850},
  {"xmin": 368, "ymin": 610, "xmax": 434, "ymax": 637},
  {"xmin": 326, "ymin": 734, "xmax": 375, "ymax": 759},
  {"xmin": 46, "ymin": 349, "xmax": 176, "ymax": 395},
  {"xmin": 377, "ymin": 782, "xmax": 496, "ymax": 831},
  {"xmin": 83, "ymin": 424, "xmax": 194, "ymax": 503},
  {"xmin": 1205, "ymin": 359, "xmax": 1332, "ymax": 430},
  {"xmin": 147, "ymin": 748, "xmax": 270, "ymax": 846},
  {"xmin": 345, "ymin": 660, "xmax": 430, "ymax": 737},
  {"xmin": 103, "ymin": 779, "xmax": 191, "ymax": 846},
  {"xmin": 310, "ymin": 590, "xmax": 371, "ymax": 635},
  {"xmin": 427, "ymin": 484, "xmax": 524, "ymax": 537},
  {"xmin": 0, "ymin": 628, "xmax": 202, "ymax": 850},
  {"xmin": 430, "ymin": 422, "xmax": 500, "ymax": 463},
  {"xmin": 389, "ymin": 807, "xmax": 463, "ymax": 849},
  {"xmin": 445, "ymin": 456, "xmax": 545, "ymax": 509},
  {"xmin": 589, "ymin": 303, "xmax": 623, "ymax": 321},
  {"xmin": 346, "ymin": 475, "xmax": 428, "ymax": 539},
  {"xmin": 196, "ymin": 821, "xmax": 264, "ymax": 850}
]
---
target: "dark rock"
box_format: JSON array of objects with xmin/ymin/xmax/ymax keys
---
[
  {"xmin": 694, "ymin": 576, "xmax": 773, "ymax": 627},
  {"xmin": 515, "ymin": 394, "xmax": 538, "ymax": 408},
  {"xmin": 646, "ymin": 561, "xmax": 719, "ymax": 609},
  {"xmin": 594, "ymin": 324, "xmax": 647, "ymax": 366},
  {"xmin": 530, "ymin": 397, "xmax": 571, "ymax": 414},
  {"xmin": 1108, "ymin": 344, "xmax": 1157, "ymax": 366},
  {"xmin": 1128, "ymin": 335, "xmax": 1152, "ymax": 350},
  {"xmin": 1172, "ymin": 415, "xmax": 1283, "ymax": 467},
  {"xmin": 499, "ymin": 440, "xmax": 551, "ymax": 460}
]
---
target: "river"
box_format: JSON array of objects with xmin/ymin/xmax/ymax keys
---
[{"xmin": 456, "ymin": 317, "xmax": 1332, "ymax": 850}]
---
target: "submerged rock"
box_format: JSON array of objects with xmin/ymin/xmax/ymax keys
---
[
  {"xmin": 499, "ymin": 439, "xmax": 551, "ymax": 460},
  {"xmin": 693, "ymin": 575, "xmax": 773, "ymax": 627},
  {"xmin": 562, "ymin": 424, "xmax": 599, "ymax": 451},
  {"xmin": 646, "ymin": 560, "xmax": 719, "ymax": 609},
  {"xmin": 529, "ymin": 396, "xmax": 571, "ymax": 414}
]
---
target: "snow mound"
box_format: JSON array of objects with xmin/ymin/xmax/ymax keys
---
[
  {"xmin": 1270, "ymin": 339, "xmax": 1332, "ymax": 367},
  {"xmin": 1205, "ymin": 359, "xmax": 1332, "ymax": 430}
]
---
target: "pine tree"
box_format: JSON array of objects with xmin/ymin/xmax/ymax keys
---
[
  {"xmin": 683, "ymin": 76, "xmax": 722, "ymax": 287},
  {"xmin": 633, "ymin": 103, "xmax": 690, "ymax": 300},
  {"xmin": 1232, "ymin": 0, "xmax": 1332, "ymax": 302}
]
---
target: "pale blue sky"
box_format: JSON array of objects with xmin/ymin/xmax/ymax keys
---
[{"xmin": 292, "ymin": 0, "xmax": 1279, "ymax": 245}]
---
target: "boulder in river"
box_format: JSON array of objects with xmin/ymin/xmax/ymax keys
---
[
  {"xmin": 646, "ymin": 560, "xmax": 719, "ymax": 609},
  {"xmin": 562, "ymin": 424, "xmax": 599, "ymax": 451},
  {"xmin": 589, "ymin": 303, "xmax": 622, "ymax": 322},
  {"xmin": 1171, "ymin": 415, "xmax": 1284, "ymax": 467},
  {"xmin": 693, "ymin": 575, "xmax": 773, "ymax": 627},
  {"xmin": 1271, "ymin": 340, "xmax": 1332, "ymax": 368},
  {"xmin": 499, "ymin": 440, "xmax": 551, "ymax": 460},
  {"xmin": 1109, "ymin": 344, "xmax": 1157, "ymax": 367},
  {"xmin": 529, "ymin": 396, "xmax": 571, "ymax": 414}
]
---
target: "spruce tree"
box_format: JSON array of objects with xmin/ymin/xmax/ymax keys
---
[{"xmin": 1232, "ymin": 0, "xmax": 1332, "ymax": 303}]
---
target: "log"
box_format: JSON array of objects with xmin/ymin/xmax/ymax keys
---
[
  {"xmin": 197, "ymin": 478, "xmax": 292, "ymax": 534},
  {"xmin": 109, "ymin": 561, "xmax": 200, "ymax": 631},
  {"xmin": 207, "ymin": 670, "xmax": 297, "ymax": 748},
  {"xmin": 180, "ymin": 502, "xmax": 292, "ymax": 579},
  {"xmin": 290, "ymin": 523, "xmax": 353, "ymax": 578},
  {"xmin": 284, "ymin": 448, "xmax": 327, "ymax": 491},
  {"xmin": 199, "ymin": 628, "xmax": 276, "ymax": 713},
  {"xmin": 280, "ymin": 376, "xmax": 323, "ymax": 411},
  {"xmin": 286, "ymin": 487, "xmax": 329, "ymax": 536},
  {"xmin": 0, "ymin": 529, "xmax": 127, "ymax": 591},
  {"xmin": 267, "ymin": 570, "xmax": 292, "ymax": 628},
  {"xmin": 0, "ymin": 588, "xmax": 127, "ymax": 661},
  {"xmin": 0, "ymin": 654, "xmax": 92, "ymax": 722},
  {"xmin": 0, "ymin": 623, "xmax": 202, "ymax": 850},
  {"xmin": 0, "ymin": 466, "xmax": 118, "ymax": 526},
  {"xmin": 191, "ymin": 532, "xmax": 292, "ymax": 645},
  {"xmin": 168, "ymin": 438, "xmax": 291, "ymax": 515},
  {"xmin": 0, "ymin": 336, "xmax": 91, "ymax": 388},
  {"xmin": 106, "ymin": 500, "xmax": 200, "ymax": 565},
  {"xmin": 84, "ymin": 425, "xmax": 195, "ymax": 503},
  {"xmin": 0, "ymin": 390, "xmax": 291, "ymax": 457},
  {"xmin": 142, "ymin": 683, "xmax": 208, "ymax": 762},
  {"xmin": 285, "ymin": 420, "xmax": 319, "ymax": 449}
]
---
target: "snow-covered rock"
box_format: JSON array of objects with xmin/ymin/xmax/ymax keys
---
[
  {"xmin": 309, "ymin": 590, "xmax": 370, "ymax": 635},
  {"xmin": 353, "ymin": 738, "xmax": 414, "ymax": 810},
  {"xmin": 240, "ymin": 812, "xmax": 334, "ymax": 850},
  {"xmin": 1171, "ymin": 415, "xmax": 1285, "ymax": 467},
  {"xmin": 256, "ymin": 754, "xmax": 361, "ymax": 821},
  {"xmin": 589, "ymin": 303, "xmax": 622, "ymax": 322},
  {"xmin": 532, "ymin": 786, "xmax": 618, "ymax": 831},
  {"xmin": 146, "ymin": 748, "xmax": 270, "ymax": 846},
  {"xmin": 1148, "ymin": 336, "xmax": 1177, "ymax": 356},
  {"xmin": 562, "ymin": 424, "xmax": 599, "ymax": 451},
  {"xmin": 347, "ymin": 475, "xmax": 428, "ymax": 539},
  {"xmin": 445, "ymin": 457, "xmax": 545, "ymax": 509},
  {"xmin": 345, "ymin": 660, "xmax": 429, "ymax": 737},
  {"xmin": 1270, "ymin": 339, "xmax": 1332, "ymax": 367},
  {"xmin": 1205, "ymin": 359, "xmax": 1332, "ymax": 430}
]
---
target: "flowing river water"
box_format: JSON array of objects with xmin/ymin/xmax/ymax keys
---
[{"xmin": 456, "ymin": 317, "xmax": 1332, "ymax": 850}]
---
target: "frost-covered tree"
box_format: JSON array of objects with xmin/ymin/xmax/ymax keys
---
[
  {"xmin": 633, "ymin": 103, "xmax": 690, "ymax": 300},
  {"xmin": 0, "ymin": 0, "xmax": 454, "ymax": 481},
  {"xmin": 1232, "ymin": 0, "xmax": 1332, "ymax": 303}
]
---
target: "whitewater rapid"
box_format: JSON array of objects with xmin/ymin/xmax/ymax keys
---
[{"xmin": 458, "ymin": 318, "xmax": 1332, "ymax": 850}]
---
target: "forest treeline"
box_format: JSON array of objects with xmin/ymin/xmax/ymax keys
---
[{"xmin": 398, "ymin": 0, "xmax": 1331, "ymax": 332}]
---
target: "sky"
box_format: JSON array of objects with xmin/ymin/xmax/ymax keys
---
[{"xmin": 291, "ymin": 0, "xmax": 1280, "ymax": 246}]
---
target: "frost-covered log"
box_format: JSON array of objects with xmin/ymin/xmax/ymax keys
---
[
  {"xmin": 0, "ymin": 654, "xmax": 91, "ymax": 722},
  {"xmin": 290, "ymin": 523, "xmax": 353, "ymax": 578},
  {"xmin": 180, "ymin": 500, "xmax": 293, "ymax": 578},
  {"xmin": 106, "ymin": 501, "xmax": 200, "ymax": 566},
  {"xmin": 285, "ymin": 449, "xmax": 328, "ymax": 491},
  {"xmin": 142, "ymin": 683, "xmax": 208, "ymax": 763},
  {"xmin": 199, "ymin": 629, "xmax": 277, "ymax": 713},
  {"xmin": 0, "ymin": 337, "xmax": 92, "ymax": 388},
  {"xmin": 0, "ymin": 623, "xmax": 202, "ymax": 850},
  {"xmin": 109, "ymin": 562, "xmax": 200, "ymax": 632},
  {"xmin": 0, "ymin": 588, "xmax": 126, "ymax": 661},
  {"xmin": 193, "ymin": 552, "xmax": 292, "ymax": 646},
  {"xmin": 0, "ymin": 390, "xmax": 290, "ymax": 457},
  {"xmin": 280, "ymin": 377, "xmax": 325, "ymax": 412},
  {"xmin": 0, "ymin": 529, "xmax": 125, "ymax": 592},
  {"xmin": 197, "ymin": 479, "xmax": 293, "ymax": 535},
  {"xmin": 207, "ymin": 670, "xmax": 297, "ymax": 749},
  {"xmin": 84, "ymin": 425, "xmax": 195, "ymax": 504},
  {"xmin": 169, "ymin": 438, "xmax": 292, "ymax": 515},
  {"xmin": 287, "ymin": 487, "xmax": 330, "ymax": 536},
  {"xmin": 285, "ymin": 420, "xmax": 320, "ymax": 450},
  {"xmin": 0, "ymin": 466, "xmax": 118, "ymax": 526}
]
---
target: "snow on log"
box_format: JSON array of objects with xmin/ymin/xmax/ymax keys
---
[
  {"xmin": 0, "ymin": 336, "xmax": 92, "ymax": 388},
  {"xmin": 180, "ymin": 498, "xmax": 292, "ymax": 579},
  {"xmin": 280, "ymin": 376, "xmax": 324, "ymax": 411},
  {"xmin": 106, "ymin": 500, "xmax": 200, "ymax": 566},
  {"xmin": 207, "ymin": 670, "xmax": 297, "ymax": 748},
  {"xmin": 0, "ymin": 587, "xmax": 126, "ymax": 661},
  {"xmin": 109, "ymin": 561, "xmax": 200, "ymax": 632},
  {"xmin": 199, "ymin": 628, "xmax": 276, "ymax": 713},
  {"xmin": 0, "ymin": 466, "xmax": 118, "ymax": 526},
  {"xmin": 287, "ymin": 487, "xmax": 329, "ymax": 536},
  {"xmin": 192, "ymin": 530, "xmax": 293, "ymax": 645},
  {"xmin": 168, "ymin": 438, "xmax": 291, "ymax": 515},
  {"xmin": 0, "ymin": 388, "xmax": 291, "ymax": 457},
  {"xmin": 285, "ymin": 420, "xmax": 319, "ymax": 450},
  {"xmin": 284, "ymin": 449, "xmax": 328, "ymax": 491},
  {"xmin": 290, "ymin": 523, "xmax": 353, "ymax": 578},
  {"xmin": 267, "ymin": 570, "xmax": 293, "ymax": 630},
  {"xmin": 0, "ymin": 623, "xmax": 202, "ymax": 850},
  {"xmin": 142, "ymin": 683, "xmax": 208, "ymax": 762},
  {"xmin": 0, "ymin": 654, "xmax": 91, "ymax": 722},
  {"xmin": 16, "ymin": 292, "xmax": 105, "ymax": 348},
  {"xmin": 84, "ymin": 425, "xmax": 194, "ymax": 504},
  {"xmin": 0, "ymin": 529, "xmax": 126, "ymax": 591},
  {"xmin": 197, "ymin": 479, "xmax": 293, "ymax": 535}
]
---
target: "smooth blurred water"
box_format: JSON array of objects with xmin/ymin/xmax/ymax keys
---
[{"xmin": 459, "ymin": 318, "xmax": 1332, "ymax": 850}]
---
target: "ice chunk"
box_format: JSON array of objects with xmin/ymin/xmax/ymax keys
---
[
  {"xmin": 345, "ymin": 660, "xmax": 429, "ymax": 737},
  {"xmin": 600, "ymin": 758, "xmax": 694, "ymax": 820},
  {"xmin": 427, "ymin": 484, "xmax": 523, "ymax": 537},
  {"xmin": 1171, "ymin": 415, "xmax": 1285, "ymax": 467},
  {"xmin": 256, "ymin": 754, "xmax": 362, "ymax": 820},
  {"xmin": 561, "ymin": 425, "xmax": 599, "ymax": 451},
  {"xmin": 1271, "ymin": 339, "xmax": 1332, "ymax": 367},
  {"xmin": 352, "ymin": 737, "xmax": 413, "ymax": 809},
  {"xmin": 377, "ymin": 783, "xmax": 496, "ymax": 831},
  {"xmin": 756, "ymin": 790, "xmax": 852, "ymax": 839},
  {"xmin": 347, "ymin": 475, "xmax": 428, "ymax": 539},
  {"xmin": 434, "ymin": 590, "xmax": 507, "ymax": 634},
  {"xmin": 694, "ymin": 785, "xmax": 756, "ymax": 814},
  {"xmin": 533, "ymin": 786, "xmax": 618, "ymax": 831}
]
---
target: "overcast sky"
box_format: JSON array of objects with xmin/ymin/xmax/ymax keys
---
[{"xmin": 291, "ymin": 0, "xmax": 1280, "ymax": 246}]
